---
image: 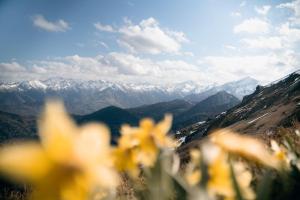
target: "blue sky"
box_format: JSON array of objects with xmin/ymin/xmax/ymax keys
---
[{"xmin": 0, "ymin": 0, "xmax": 299, "ymax": 85}]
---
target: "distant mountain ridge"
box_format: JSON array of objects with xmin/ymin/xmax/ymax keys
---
[
  {"xmin": 128, "ymin": 99, "xmax": 193, "ymax": 121},
  {"xmin": 0, "ymin": 90, "xmax": 241, "ymax": 143},
  {"xmin": 174, "ymin": 91, "xmax": 240, "ymax": 129},
  {"xmin": 0, "ymin": 78, "xmax": 205, "ymax": 116},
  {"xmin": 184, "ymin": 77, "xmax": 258, "ymax": 102},
  {"xmin": 0, "ymin": 77, "xmax": 258, "ymax": 116},
  {"xmin": 74, "ymin": 90, "xmax": 240, "ymax": 139}
]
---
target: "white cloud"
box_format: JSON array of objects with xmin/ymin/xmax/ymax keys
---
[
  {"xmin": 0, "ymin": 53, "xmax": 208, "ymax": 85},
  {"xmin": 32, "ymin": 15, "xmax": 70, "ymax": 32},
  {"xmin": 118, "ymin": 17, "xmax": 188, "ymax": 54},
  {"xmin": 0, "ymin": 62, "xmax": 26, "ymax": 72},
  {"xmin": 93, "ymin": 17, "xmax": 189, "ymax": 55},
  {"xmin": 255, "ymin": 5, "xmax": 271, "ymax": 15},
  {"xmin": 278, "ymin": 22, "xmax": 300, "ymax": 44},
  {"xmin": 277, "ymin": 0, "xmax": 300, "ymax": 17},
  {"xmin": 277, "ymin": 0, "xmax": 300, "ymax": 25},
  {"xmin": 105, "ymin": 52, "xmax": 158, "ymax": 75},
  {"xmin": 231, "ymin": 12, "xmax": 241, "ymax": 17},
  {"xmin": 200, "ymin": 52, "xmax": 299, "ymax": 84},
  {"xmin": 166, "ymin": 30, "xmax": 189, "ymax": 43},
  {"xmin": 3, "ymin": 49, "xmax": 298, "ymax": 86},
  {"xmin": 94, "ymin": 22, "xmax": 115, "ymax": 32},
  {"xmin": 241, "ymin": 36, "xmax": 283, "ymax": 49},
  {"xmin": 2, "ymin": 49, "xmax": 299, "ymax": 86},
  {"xmin": 234, "ymin": 18, "xmax": 270, "ymax": 34}
]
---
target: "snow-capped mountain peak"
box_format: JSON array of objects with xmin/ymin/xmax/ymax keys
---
[{"xmin": 0, "ymin": 77, "xmax": 259, "ymax": 115}]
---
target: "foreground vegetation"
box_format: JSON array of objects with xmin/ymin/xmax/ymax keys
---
[{"xmin": 0, "ymin": 101, "xmax": 299, "ymax": 200}]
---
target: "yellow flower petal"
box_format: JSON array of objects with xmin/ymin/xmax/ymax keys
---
[
  {"xmin": 190, "ymin": 149, "xmax": 201, "ymax": 164},
  {"xmin": 112, "ymin": 147, "xmax": 140, "ymax": 177},
  {"xmin": 119, "ymin": 125, "xmax": 140, "ymax": 148},
  {"xmin": 114, "ymin": 115, "xmax": 174, "ymax": 174},
  {"xmin": 207, "ymin": 150, "xmax": 234, "ymax": 198},
  {"xmin": 140, "ymin": 118, "xmax": 155, "ymax": 131},
  {"xmin": 60, "ymin": 173, "xmax": 90, "ymax": 200},
  {"xmin": 75, "ymin": 123, "xmax": 111, "ymax": 165},
  {"xmin": 90, "ymin": 165, "xmax": 119, "ymax": 189},
  {"xmin": 0, "ymin": 142, "xmax": 52, "ymax": 183},
  {"xmin": 156, "ymin": 114, "xmax": 172, "ymax": 135},
  {"xmin": 186, "ymin": 170, "xmax": 201, "ymax": 186},
  {"xmin": 234, "ymin": 162, "xmax": 255, "ymax": 199},
  {"xmin": 137, "ymin": 143, "xmax": 158, "ymax": 167},
  {"xmin": 203, "ymin": 143, "xmax": 255, "ymax": 199},
  {"xmin": 38, "ymin": 100, "xmax": 78, "ymax": 164},
  {"xmin": 210, "ymin": 129, "xmax": 280, "ymax": 169}
]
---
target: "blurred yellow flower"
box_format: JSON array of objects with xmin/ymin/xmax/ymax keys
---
[
  {"xmin": 0, "ymin": 101, "xmax": 119, "ymax": 200},
  {"xmin": 185, "ymin": 170, "xmax": 201, "ymax": 187},
  {"xmin": 206, "ymin": 147, "xmax": 233, "ymax": 198},
  {"xmin": 203, "ymin": 144, "xmax": 255, "ymax": 200},
  {"xmin": 112, "ymin": 145, "xmax": 140, "ymax": 177},
  {"xmin": 185, "ymin": 149, "xmax": 202, "ymax": 186},
  {"xmin": 113, "ymin": 115, "xmax": 174, "ymax": 175},
  {"xmin": 234, "ymin": 162, "xmax": 255, "ymax": 200},
  {"xmin": 210, "ymin": 129, "xmax": 281, "ymax": 169}
]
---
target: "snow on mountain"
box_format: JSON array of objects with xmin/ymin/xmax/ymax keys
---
[
  {"xmin": 218, "ymin": 77, "xmax": 259, "ymax": 99},
  {"xmin": 184, "ymin": 77, "xmax": 259, "ymax": 102},
  {"xmin": 0, "ymin": 77, "xmax": 258, "ymax": 115},
  {"xmin": 0, "ymin": 78, "xmax": 207, "ymax": 95}
]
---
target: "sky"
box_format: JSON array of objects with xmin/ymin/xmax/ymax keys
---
[{"xmin": 0, "ymin": 0, "xmax": 299, "ymax": 86}]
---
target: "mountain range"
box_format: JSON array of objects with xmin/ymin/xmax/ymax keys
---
[
  {"xmin": 0, "ymin": 90, "xmax": 241, "ymax": 143},
  {"xmin": 177, "ymin": 70, "xmax": 300, "ymax": 153},
  {"xmin": 0, "ymin": 77, "xmax": 258, "ymax": 116},
  {"xmin": 0, "ymin": 71, "xmax": 299, "ymax": 146}
]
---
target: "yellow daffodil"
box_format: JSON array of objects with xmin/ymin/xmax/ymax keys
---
[
  {"xmin": 233, "ymin": 162, "xmax": 255, "ymax": 200},
  {"xmin": 0, "ymin": 101, "xmax": 119, "ymax": 200},
  {"xmin": 207, "ymin": 148, "xmax": 232, "ymax": 198},
  {"xmin": 185, "ymin": 170, "xmax": 201, "ymax": 187},
  {"xmin": 112, "ymin": 145, "xmax": 140, "ymax": 177},
  {"xmin": 185, "ymin": 149, "xmax": 202, "ymax": 186},
  {"xmin": 113, "ymin": 115, "xmax": 174, "ymax": 176},
  {"xmin": 203, "ymin": 143, "xmax": 255, "ymax": 200},
  {"xmin": 210, "ymin": 129, "xmax": 281, "ymax": 169}
]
